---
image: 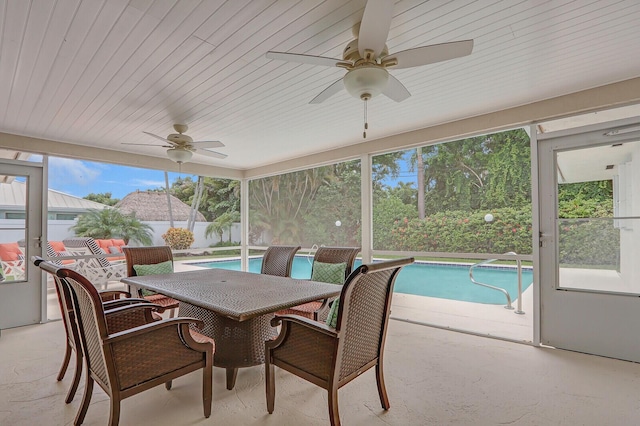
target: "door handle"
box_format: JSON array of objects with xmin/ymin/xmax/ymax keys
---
[{"xmin": 539, "ymin": 232, "xmax": 553, "ymax": 247}]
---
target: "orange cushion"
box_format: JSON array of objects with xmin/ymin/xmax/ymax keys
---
[
  {"xmin": 95, "ymin": 239, "xmax": 112, "ymax": 252},
  {"xmin": 111, "ymin": 239, "xmax": 126, "ymax": 253},
  {"xmin": 0, "ymin": 243, "xmax": 22, "ymax": 261},
  {"xmin": 49, "ymin": 241, "xmax": 67, "ymax": 253},
  {"xmin": 96, "ymin": 239, "xmax": 126, "ymax": 253}
]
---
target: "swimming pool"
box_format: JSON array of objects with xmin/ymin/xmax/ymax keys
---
[{"xmin": 191, "ymin": 257, "xmax": 533, "ymax": 305}]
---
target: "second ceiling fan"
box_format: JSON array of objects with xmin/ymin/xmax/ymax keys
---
[{"xmin": 124, "ymin": 124, "xmax": 227, "ymax": 164}]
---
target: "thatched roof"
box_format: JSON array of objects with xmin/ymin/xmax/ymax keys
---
[{"xmin": 115, "ymin": 190, "xmax": 206, "ymax": 222}]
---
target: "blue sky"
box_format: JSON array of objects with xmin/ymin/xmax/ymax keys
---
[
  {"xmin": 32, "ymin": 154, "xmax": 415, "ymax": 201},
  {"xmin": 40, "ymin": 156, "xmax": 195, "ymax": 200}
]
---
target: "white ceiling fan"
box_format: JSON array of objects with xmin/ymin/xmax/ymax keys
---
[
  {"xmin": 124, "ymin": 124, "xmax": 227, "ymax": 163},
  {"xmin": 265, "ymin": 0, "xmax": 473, "ymax": 135}
]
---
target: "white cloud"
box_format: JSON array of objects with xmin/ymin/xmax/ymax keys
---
[
  {"xmin": 48, "ymin": 157, "xmax": 103, "ymax": 194},
  {"xmin": 131, "ymin": 179, "xmax": 165, "ymax": 188}
]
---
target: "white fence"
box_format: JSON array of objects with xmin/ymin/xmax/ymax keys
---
[{"xmin": 0, "ymin": 219, "xmax": 241, "ymax": 249}]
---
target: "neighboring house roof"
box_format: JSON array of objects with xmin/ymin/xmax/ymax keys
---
[
  {"xmin": 115, "ymin": 190, "xmax": 206, "ymax": 222},
  {"xmin": 0, "ymin": 180, "xmax": 108, "ymax": 211}
]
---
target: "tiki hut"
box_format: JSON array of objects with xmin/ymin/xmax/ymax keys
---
[{"xmin": 115, "ymin": 190, "xmax": 206, "ymax": 222}]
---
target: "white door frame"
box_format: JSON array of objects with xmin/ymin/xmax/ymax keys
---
[
  {"xmin": 0, "ymin": 160, "xmax": 44, "ymax": 329},
  {"xmin": 537, "ymin": 118, "xmax": 640, "ymax": 362}
]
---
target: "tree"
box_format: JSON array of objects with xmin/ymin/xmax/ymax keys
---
[
  {"xmin": 205, "ymin": 211, "xmax": 241, "ymax": 242},
  {"xmin": 83, "ymin": 192, "xmax": 119, "ymax": 206},
  {"xmin": 302, "ymin": 166, "xmax": 362, "ymax": 246},
  {"xmin": 71, "ymin": 208, "xmax": 153, "ymax": 245},
  {"xmin": 170, "ymin": 176, "xmax": 240, "ymax": 222},
  {"xmin": 416, "ymin": 147, "xmax": 425, "ymax": 219},
  {"xmin": 249, "ymin": 165, "xmax": 335, "ymax": 244}
]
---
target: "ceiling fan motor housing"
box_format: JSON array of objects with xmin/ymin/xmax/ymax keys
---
[
  {"xmin": 167, "ymin": 133, "xmax": 193, "ymax": 144},
  {"xmin": 342, "ymin": 39, "xmax": 389, "ymax": 63}
]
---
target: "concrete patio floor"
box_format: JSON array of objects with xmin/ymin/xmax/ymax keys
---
[{"xmin": 2, "ymin": 317, "xmax": 639, "ymax": 425}]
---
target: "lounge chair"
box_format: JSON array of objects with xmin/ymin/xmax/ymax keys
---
[
  {"xmin": 0, "ymin": 242, "xmax": 25, "ymax": 281},
  {"xmin": 62, "ymin": 237, "xmax": 127, "ymax": 289}
]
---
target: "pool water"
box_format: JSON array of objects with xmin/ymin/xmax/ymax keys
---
[{"xmin": 191, "ymin": 257, "xmax": 533, "ymax": 305}]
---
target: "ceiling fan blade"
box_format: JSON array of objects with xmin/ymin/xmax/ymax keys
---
[
  {"xmin": 382, "ymin": 74, "xmax": 411, "ymax": 102},
  {"xmin": 309, "ymin": 79, "xmax": 345, "ymax": 104},
  {"xmin": 387, "ymin": 40, "xmax": 474, "ymax": 69},
  {"xmin": 143, "ymin": 131, "xmax": 175, "ymax": 145},
  {"xmin": 358, "ymin": 0, "xmax": 394, "ymax": 58},
  {"xmin": 266, "ymin": 51, "xmax": 345, "ymax": 67},
  {"xmin": 195, "ymin": 149, "xmax": 227, "ymax": 159},
  {"xmin": 191, "ymin": 140, "xmax": 225, "ymax": 149},
  {"xmin": 122, "ymin": 142, "xmax": 166, "ymax": 146}
]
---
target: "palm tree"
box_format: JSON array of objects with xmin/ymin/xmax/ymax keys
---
[
  {"xmin": 205, "ymin": 211, "xmax": 240, "ymax": 243},
  {"xmin": 71, "ymin": 208, "xmax": 154, "ymax": 245}
]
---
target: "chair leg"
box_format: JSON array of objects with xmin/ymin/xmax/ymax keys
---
[
  {"xmin": 65, "ymin": 349, "xmax": 83, "ymax": 404},
  {"xmin": 375, "ymin": 362, "xmax": 390, "ymax": 410},
  {"xmin": 266, "ymin": 362, "xmax": 275, "ymax": 413},
  {"xmin": 108, "ymin": 398, "xmax": 120, "ymax": 426},
  {"xmin": 57, "ymin": 341, "xmax": 72, "ymax": 381},
  {"xmin": 75, "ymin": 371, "xmax": 94, "ymax": 425},
  {"xmin": 226, "ymin": 368, "xmax": 238, "ymax": 390},
  {"xmin": 328, "ymin": 387, "xmax": 341, "ymax": 426},
  {"xmin": 203, "ymin": 364, "xmax": 212, "ymax": 418},
  {"xmin": 165, "ymin": 381, "xmax": 172, "ymax": 390}
]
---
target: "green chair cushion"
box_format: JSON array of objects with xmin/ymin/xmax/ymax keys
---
[
  {"xmin": 311, "ymin": 261, "xmax": 346, "ymax": 284},
  {"xmin": 326, "ymin": 299, "xmax": 339, "ymax": 328},
  {"xmin": 133, "ymin": 260, "xmax": 173, "ymax": 296}
]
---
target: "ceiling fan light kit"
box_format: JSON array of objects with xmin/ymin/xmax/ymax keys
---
[
  {"xmin": 166, "ymin": 147, "xmax": 192, "ymax": 164},
  {"xmin": 343, "ymin": 65, "xmax": 389, "ymax": 100}
]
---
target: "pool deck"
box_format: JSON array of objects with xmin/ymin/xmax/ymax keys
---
[
  {"xmin": 46, "ymin": 258, "xmax": 535, "ymax": 343},
  {"xmin": 176, "ymin": 259, "xmax": 536, "ymax": 343}
]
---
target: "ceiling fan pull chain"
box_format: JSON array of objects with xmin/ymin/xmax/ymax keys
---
[{"xmin": 363, "ymin": 99, "xmax": 368, "ymax": 139}]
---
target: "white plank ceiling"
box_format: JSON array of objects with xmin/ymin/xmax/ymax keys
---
[{"xmin": 0, "ymin": 0, "xmax": 639, "ymax": 171}]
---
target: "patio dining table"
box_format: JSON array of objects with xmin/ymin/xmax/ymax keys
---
[{"xmin": 121, "ymin": 268, "xmax": 341, "ymax": 390}]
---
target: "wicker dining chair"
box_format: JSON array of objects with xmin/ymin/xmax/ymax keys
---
[
  {"xmin": 51, "ymin": 263, "xmax": 214, "ymax": 426},
  {"xmin": 33, "ymin": 256, "xmax": 163, "ymax": 404},
  {"xmin": 266, "ymin": 257, "xmax": 414, "ymax": 426},
  {"xmin": 260, "ymin": 245, "xmax": 301, "ymax": 277},
  {"xmin": 123, "ymin": 246, "xmax": 180, "ymax": 317},
  {"xmin": 277, "ymin": 246, "xmax": 360, "ymax": 321}
]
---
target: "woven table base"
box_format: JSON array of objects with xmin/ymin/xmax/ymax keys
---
[{"xmin": 180, "ymin": 302, "xmax": 278, "ymax": 389}]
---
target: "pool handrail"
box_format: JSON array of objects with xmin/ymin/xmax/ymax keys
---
[{"xmin": 469, "ymin": 252, "xmax": 526, "ymax": 314}]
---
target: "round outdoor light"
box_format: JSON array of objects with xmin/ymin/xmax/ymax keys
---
[
  {"xmin": 335, "ymin": 220, "xmax": 342, "ymax": 227},
  {"xmin": 343, "ymin": 65, "xmax": 389, "ymax": 100},
  {"xmin": 166, "ymin": 148, "xmax": 193, "ymax": 164},
  {"xmin": 484, "ymin": 213, "xmax": 494, "ymax": 223}
]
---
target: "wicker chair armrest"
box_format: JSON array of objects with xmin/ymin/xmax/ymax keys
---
[
  {"xmin": 312, "ymin": 297, "xmax": 335, "ymax": 322},
  {"xmin": 103, "ymin": 298, "xmax": 162, "ymax": 311},
  {"xmin": 99, "ymin": 289, "xmax": 132, "ymax": 301},
  {"xmin": 105, "ymin": 303, "xmax": 166, "ymax": 333},
  {"xmin": 106, "ymin": 317, "xmax": 205, "ymax": 344},
  {"xmin": 108, "ymin": 322, "xmax": 212, "ymax": 390},
  {"xmin": 272, "ymin": 314, "xmax": 337, "ymax": 337}
]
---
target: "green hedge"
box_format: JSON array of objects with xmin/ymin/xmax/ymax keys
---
[
  {"xmin": 558, "ymin": 219, "xmax": 619, "ymax": 268},
  {"xmin": 383, "ymin": 207, "xmax": 533, "ymax": 254}
]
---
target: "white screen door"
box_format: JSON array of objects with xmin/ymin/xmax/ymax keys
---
[
  {"xmin": 0, "ymin": 162, "xmax": 43, "ymax": 329},
  {"xmin": 538, "ymin": 122, "xmax": 640, "ymax": 362}
]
